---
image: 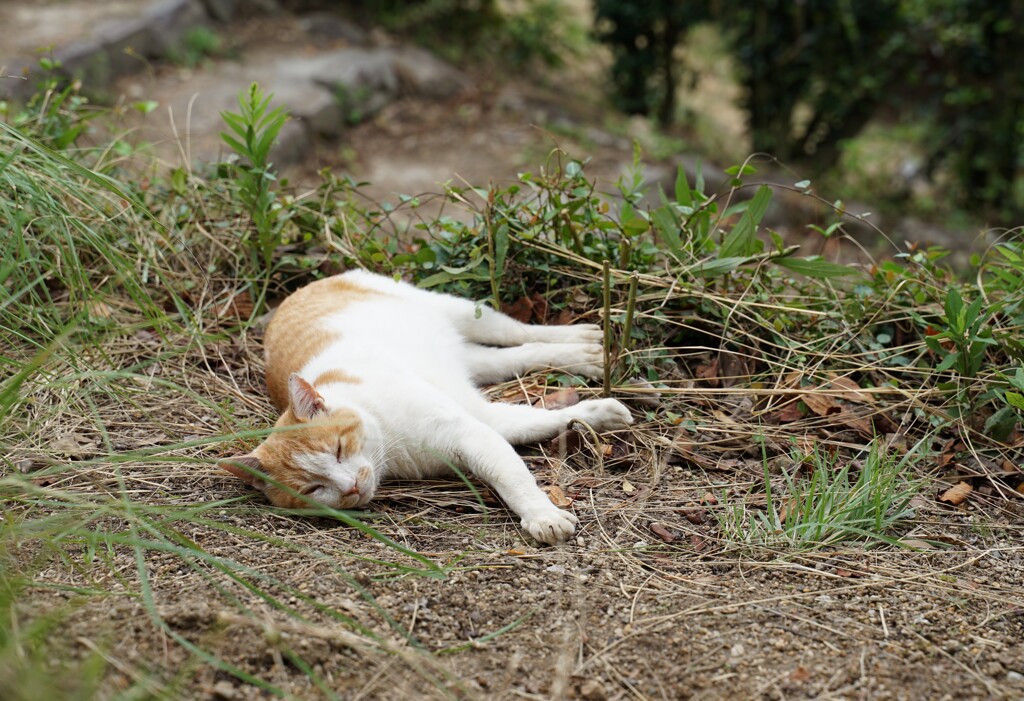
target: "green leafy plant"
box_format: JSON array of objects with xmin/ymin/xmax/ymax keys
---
[
  {"xmin": 924, "ymin": 287, "xmax": 998, "ymax": 418},
  {"xmin": 219, "ymin": 82, "xmax": 290, "ymax": 274},
  {"xmin": 170, "ymin": 26, "xmax": 225, "ymax": 68}
]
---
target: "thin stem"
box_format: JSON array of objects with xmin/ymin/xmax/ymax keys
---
[
  {"xmin": 602, "ymin": 259, "xmax": 612, "ymax": 397},
  {"xmin": 617, "ymin": 272, "xmax": 639, "ymax": 379}
]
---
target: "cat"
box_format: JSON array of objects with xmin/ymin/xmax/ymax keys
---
[{"xmin": 219, "ymin": 270, "xmax": 633, "ymax": 544}]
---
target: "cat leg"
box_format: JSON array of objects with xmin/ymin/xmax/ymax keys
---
[
  {"xmin": 476, "ymin": 397, "xmax": 633, "ymax": 444},
  {"xmin": 435, "ymin": 296, "xmax": 602, "ymax": 347},
  {"xmin": 440, "ymin": 420, "xmax": 579, "ymax": 544},
  {"xmin": 464, "ymin": 342, "xmax": 604, "ymax": 383}
]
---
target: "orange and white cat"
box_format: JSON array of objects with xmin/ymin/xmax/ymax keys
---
[{"xmin": 219, "ymin": 270, "xmax": 632, "ymax": 544}]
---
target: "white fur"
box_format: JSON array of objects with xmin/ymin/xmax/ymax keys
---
[{"xmin": 294, "ymin": 270, "xmax": 633, "ymax": 544}]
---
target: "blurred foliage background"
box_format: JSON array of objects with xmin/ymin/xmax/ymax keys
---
[
  {"xmin": 593, "ymin": 0, "xmax": 1024, "ymax": 221},
  {"xmin": 352, "ymin": 0, "xmax": 1023, "ymax": 225}
]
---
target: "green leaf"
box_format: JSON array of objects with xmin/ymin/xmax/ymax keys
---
[
  {"xmin": 674, "ymin": 165, "xmax": 692, "ymax": 206},
  {"xmin": 719, "ymin": 185, "xmax": 771, "ymax": 259},
  {"xmin": 1006, "ymin": 391, "xmax": 1024, "ymax": 410},
  {"xmin": 219, "ymin": 132, "xmax": 247, "ymax": 158},
  {"xmin": 170, "ymin": 167, "xmax": 187, "ymax": 196},
  {"xmin": 984, "ymin": 406, "xmax": 1018, "ymax": 442},
  {"xmin": 417, "ymin": 269, "xmax": 491, "ymax": 288},
  {"xmin": 725, "ymin": 163, "xmax": 757, "ymax": 176},
  {"xmin": 944, "ymin": 288, "xmax": 964, "ymax": 329},
  {"xmin": 688, "ymin": 257, "xmax": 748, "ymax": 278},
  {"xmin": 132, "ymin": 100, "xmax": 159, "ymax": 114},
  {"xmin": 651, "ymin": 202, "xmax": 682, "ymax": 259},
  {"xmin": 935, "ymin": 351, "xmax": 959, "ymax": 373},
  {"xmin": 775, "ymin": 256, "xmax": 864, "ymax": 279},
  {"xmin": 493, "ymin": 222, "xmax": 508, "ymax": 276}
]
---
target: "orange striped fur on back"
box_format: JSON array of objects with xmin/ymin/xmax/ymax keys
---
[{"xmin": 264, "ymin": 276, "xmax": 379, "ymax": 410}]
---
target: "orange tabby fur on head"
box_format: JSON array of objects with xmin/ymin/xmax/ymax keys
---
[{"xmin": 219, "ymin": 270, "xmax": 633, "ymax": 544}]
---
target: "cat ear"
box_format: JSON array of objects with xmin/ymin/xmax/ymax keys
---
[
  {"xmin": 218, "ymin": 454, "xmax": 267, "ymax": 491},
  {"xmin": 288, "ymin": 373, "xmax": 327, "ymax": 421}
]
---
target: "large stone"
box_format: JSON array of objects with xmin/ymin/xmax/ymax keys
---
[
  {"xmin": 390, "ymin": 46, "xmax": 468, "ymax": 99},
  {"xmin": 0, "ymin": 0, "xmax": 210, "ymax": 101}
]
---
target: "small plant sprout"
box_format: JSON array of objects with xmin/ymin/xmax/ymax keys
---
[{"xmin": 220, "ymin": 82, "xmax": 290, "ymax": 275}]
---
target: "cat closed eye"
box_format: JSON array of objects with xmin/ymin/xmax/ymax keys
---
[{"xmin": 300, "ymin": 484, "xmax": 324, "ymax": 496}]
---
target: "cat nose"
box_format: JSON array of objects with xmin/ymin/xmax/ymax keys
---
[{"xmin": 343, "ymin": 485, "xmax": 360, "ymax": 496}]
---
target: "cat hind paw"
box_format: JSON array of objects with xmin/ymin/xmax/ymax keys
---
[{"xmin": 521, "ymin": 508, "xmax": 578, "ymax": 545}]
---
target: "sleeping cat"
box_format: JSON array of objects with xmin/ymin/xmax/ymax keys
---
[{"xmin": 219, "ymin": 270, "xmax": 632, "ymax": 544}]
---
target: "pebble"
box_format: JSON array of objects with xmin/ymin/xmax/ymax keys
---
[
  {"xmin": 211, "ymin": 681, "xmax": 236, "ymax": 700},
  {"xmin": 579, "ymin": 679, "xmax": 607, "ymax": 701}
]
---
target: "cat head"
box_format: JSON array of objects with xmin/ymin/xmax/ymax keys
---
[{"xmin": 219, "ymin": 374, "xmax": 378, "ymax": 509}]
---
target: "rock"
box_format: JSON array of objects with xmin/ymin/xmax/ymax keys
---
[
  {"xmin": 298, "ymin": 12, "xmax": 369, "ymax": 46},
  {"xmin": 579, "ymin": 679, "xmax": 607, "ymax": 701},
  {"xmin": 390, "ymin": 46, "xmax": 468, "ymax": 99},
  {"xmin": 65, "ymin": 0, "xmax": 209, "ymax": 95},
  {"xmin": 211, "ymin": 680, "xmax": 237, "ymax": 700},
  {"xmin": 0, "ymin": 0, "xmax": 210, "ymax": 100},
  {"xmin": 198, "ymin": 0, "xmax": 237, "ymax": 21}
]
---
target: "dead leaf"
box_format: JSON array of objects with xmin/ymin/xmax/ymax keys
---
[
  {"xmin": 553, "ymin": 308, "xmax": 573, "ymax": 326},
  {"xmin": 777, "ymin": 497, "xmax": 800, "ymax": 523},
  {"xmin": 938, "ymin": 481, "xmax": 972, "ymax": 506},
  {"xmin": 504, "ymin": 296, "xmax": 534, "ymax": 323},
  {"xmin": 548, "ymin": 430, "xmax": 583, "ymax": 456},
  {"xmin": 504, "ymin": 293, "xmax": 548, "ymax": 324},
  {"xmin": 219, "ymin": 291, "xmax": 254, "ymax": 319},
  {"xmin": 898, "ymin": 538, "xmax": 935, "ymax": 550},
  {"xmin": 773, "ymin": 401, "xmax": 803, "ymax": 423},
  {"xmin": 52, "ymin": 434, "xmax": 98, "ymax": 458},
  {"xmin": 543, "ymin": 485, "xmax": 573, "ymax": 508},
  {"xmin": 718, "ymin": 351, "xmax": 750, "ymax": 388},
  {"xmin": 681, "ymin": 508, "xmax": 707, "ymax": 525},
  {"xmin": 1017, "ymin": 482, "xmax": 1024, "ymax": 496},
  {"xmin": 649, "ymin": 522, "xmax": 675, "ymax": 543},
  {"xmin": 802, "ymin": 392, "xmax": 841, "ymax": 417},
  {"xmin": 701, "ymin": 492, "xmax": 718, "ymax": 506},
  {"xmin": 695, "ymin": 358, "xmax": 720, "ymax": 387},
  {"xmin": 599, "ymin": 443, "xmax": 613, "ymax": 458},
  {"xmin": 826, "ymin": 375, "xmax": 876, "ymax": 404},
  {"xmin": 690, "ymin": 534, "xmax": 706, "ymax": 552},
  {"xmin": 533, "ymin": 387, "xmax": 580, "ymax": 410},
  {"xmin": 834, "ymin": 567, "xmax": 866, "ymax": 578},
  {"xmin": 506, "ymin": 549, "xmax": 526, "ymax": 556},
  {"xmin": 621, "ymin": 479, "xmax": 635, "ymax": 494},
  {"xmin": 840, "ymin": 411, "xmax": 875, "ymax": 437},
  {"xmin": 788, "ymin": 666, "xmax": 811, "ymax": 682}
]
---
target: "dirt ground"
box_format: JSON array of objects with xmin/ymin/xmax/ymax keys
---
[
  {"xmin": 22, "ymin": 316, "xmax": 1024, "ymax": 701},
  {"xmin": 10, "ymin": 9, "xmax": 1024, "ymax": 701}
]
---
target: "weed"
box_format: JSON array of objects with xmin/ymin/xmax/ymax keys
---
[
  {"xmin": 170, "ymin": 26, "xmax": 225, "ymax": 68},
  {"xmin": 219, "ymin": 82, "xmax": 290, "ymax": 277},
  {"xmin": 718, "ymin": 441, "xmax": 921, "ymax": 551}
]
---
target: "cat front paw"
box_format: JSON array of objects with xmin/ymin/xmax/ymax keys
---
[
  {"xmin": 520, "ymin": 505, "xmax": 578, "ymax": 545},
  {"xmin": 534, "ymin": 323, "xmax": 603, "ymax": 345},
  {"xmin": 569, "ymin": 398, "xmax": 634, "ymax": 432}
]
